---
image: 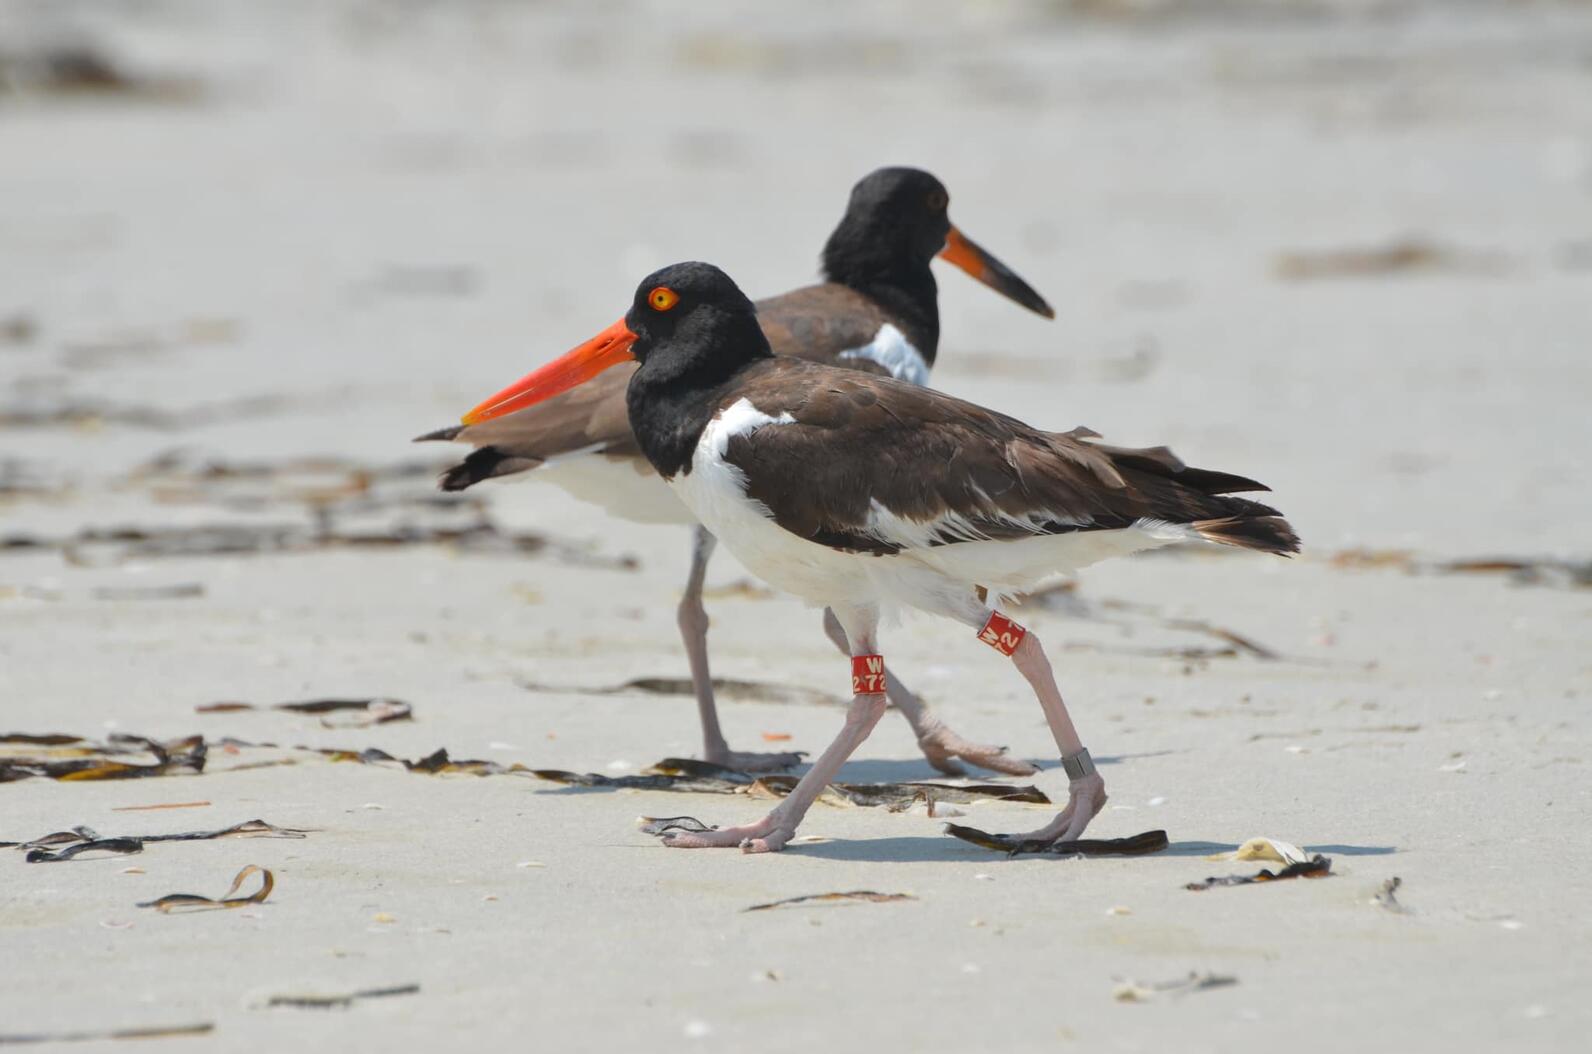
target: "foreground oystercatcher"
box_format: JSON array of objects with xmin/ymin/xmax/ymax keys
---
[
  {"xmin": 420, "ymin": 167, "xmax": 1053, "ymax": 776},
  {"xmin": 457, "ymin": 262, "xmax": 1299, "ymax": 852}
]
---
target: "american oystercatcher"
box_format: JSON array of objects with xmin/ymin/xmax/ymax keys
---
[
  {"xmin": 456, "ymin": 262, "xmax": 1299, "ymax": 853},
  {"xmin": 419, "ymin": 168, "xmax": 1053, "ymax": 776}
]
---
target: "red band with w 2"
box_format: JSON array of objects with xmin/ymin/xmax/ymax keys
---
[
  {"xmin": 977, "ymin": 612, "xmax": 1026, "ymax": 656},
  {"xmin": 851, "ymin": 654, "xmax": 887, "ymax": 695}
]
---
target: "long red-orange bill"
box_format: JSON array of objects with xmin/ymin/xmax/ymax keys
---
[
  {"xmin": 462, "ymin": 318, "xmax": 638, "ymax": 425},
  {"xmin": 938, "ymin": 226, "xmax": 1054, "ymax": 319}
]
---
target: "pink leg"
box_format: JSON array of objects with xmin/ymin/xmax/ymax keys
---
[
  {"xmin": 821, "ymin": 608, "xmax": 1036, "ymax": 777},
  {"xmin": 999, "ymin": 625, "xmax": 1107, "ymax": 843},
  {"xmin": 664, "ymin": 606, "xmax": 887, "ymax": 853},
  {"xmin": 679, "ymin": 527, "xmax": 801, "ymax": 772}
]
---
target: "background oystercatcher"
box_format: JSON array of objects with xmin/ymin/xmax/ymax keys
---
[
  {"xmin": 420, "ymin": 167, "xmax": 1054, "ymax": 775},
  {"xmin": 459, "ymin": 262, "xmax": 1299, "ymax": 853}
]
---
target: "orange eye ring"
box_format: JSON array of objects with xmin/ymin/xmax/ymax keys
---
[{"xmin": 648, "ymin": 286, "xmax": 679, "ymax": 312}]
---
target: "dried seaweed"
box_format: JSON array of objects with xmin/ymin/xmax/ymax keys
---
[
  {"xmin": 945, "ymin": 825, "xmax": 1168, "ymax": 857},
  {"xmin": 0, "ymin": 733, "xmax": 84, "ymax": 746},
  {"xmin": 0, "ymin": 43, "xmax": 201, "ymax": 101},
  {"xmin": 1, "ymin": 827, "xmax": 97, "ymax": 851},
  {"xmin": 752, "ymin": 776, "xmax": 1049, "ymax": 808},
  {"xmin": 636, "ymin": 816, "xmax": 716, "ymax": 835},
  {"xmin": 0, "ymin": 394, "xmax": 290, "ymax": 432},
  {"xmin": 0, "ymin": 518, "xmax": 633, "ymax": 571},
  {"xmin": 25, "ymin": 838, "xmax": 144, "ymax": 863},
  {"xmin": 534, "ymin": 758, "xmax": 752, "ymax": 793},
  {"xmin": 138, "ymin": 819, "xmax": 311, "ymax": 843},
  {"xmin": 7, "ymin": 819, "xmax": 312, "ymax": 862},
  {"xmin": 90, "ymin": 584, "xmax": 205, "ymax": 601},
  {"xmin": 1161, "ymin": 619, "xmax": 1279, "ymax": 659},
  {"xmin": 129, "ymin": 452, "xmax": 464, "ymax": 514},
  {"xmin": 1273, "ymin": 239, "xmax": 1501, "ymax": 280},
  {"xmin": 1061, "ymin": 641, "xmax": 1244, "ymax": 662},
  {"xmin": 1020, "ymin": 587, "xmax": 1288, "ymax": 664},
  {"xmin": 139, "ymin": 864, "xmax": 273, "ymax": 913},
  {"xmin": 745, "ymin": 891, "xmax": 915, "ymax": 912},
  {"xmin": 265, "ymin": 984, "xmax": 420, "ymax": 1010},
  {"xmin": 196, "ymin": 698, "xmax": 412, "ymax": 727},
  {"xmin": 312, "ymin": 745, "xmax": 535, "ymax": 777},
  {"xmin": 0, "ymin": 451, "xmax": 637, "ymax": 571},
  {"xmin": 0, "ymin": 1022, "xmax": 214, "ymax": 1045},
  {"xmin": 1438, "ymin": 557, "xmax": 1591, "ymax": 589},
  {"xmin": 1185, "ymin": 855, "xmax": 1332, "ymax": 889},
  {"xmin": 1328, "ymin": 548, "xmax": 1590, "ymax": 589},
  {"xmin": 0, "ymin": 733, "xmax": 205, "ymax": 782}
]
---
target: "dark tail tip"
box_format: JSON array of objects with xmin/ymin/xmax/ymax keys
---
[
  {"xmin": 1194, "ymin": 515, "xmax": 1300, "ymax": 556},
  {"xmin": 437, "ymin": 446, "xmax": 539, "ymax": 492},
  {"xmin": 414, "ymin": 425, "xmax": 463, "ymax": 443}
]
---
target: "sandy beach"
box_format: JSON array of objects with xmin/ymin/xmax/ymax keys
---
[{"xmin": 2, "ymin": 1, "xmax": 1589, "ymax": 1049}]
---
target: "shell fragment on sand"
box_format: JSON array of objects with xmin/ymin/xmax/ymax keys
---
[{"xmin": 1204, "ymin": 836, "xmax": 1313, "ymax": 867}]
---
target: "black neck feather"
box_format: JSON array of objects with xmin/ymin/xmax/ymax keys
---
[
  {"xmin": 822, "ymin": 240, "xmax": 941, "ymax": 358},
  {"xmin": 626, "ymin": 311, "xmax": 769, "ymax": 479}
]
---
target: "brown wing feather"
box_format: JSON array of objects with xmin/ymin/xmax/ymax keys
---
[
  {"xmin": 754, "ymin": 284, "xmax": 894, "ymax": 372},
  {"xmin": 719, "ymin": 360, "xmax": 1297, "ymax": 557}
]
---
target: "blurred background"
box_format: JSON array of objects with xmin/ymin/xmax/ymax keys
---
[{"xmin": 3, "ymin": 0, "xmax": 1589, "ymax": 560}]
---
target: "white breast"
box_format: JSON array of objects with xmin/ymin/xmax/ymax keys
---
[
  {"xmin": 669, "ymin": 398, "xmax": 868, "ymax": 607},
  {"xmin": 837, "ymin": 323, "xmax": 929, "ymax": 386}
]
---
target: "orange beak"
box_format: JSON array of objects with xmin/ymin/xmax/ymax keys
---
[
  {"xmin": 938, "ymin": 226, "xmax": 1054, "ymax": 319},
  {"xmin": 462, "ymin": 318, "xmax": 638, "ymax": 425}
]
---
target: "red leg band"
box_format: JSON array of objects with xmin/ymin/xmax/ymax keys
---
[
  {"xmin": 977, "ymin": 612, "xmax": 1027, "ymax": 656},
  {"xmin": 851, "ymin": 654, "xmax": 887, "ymax": 696}
]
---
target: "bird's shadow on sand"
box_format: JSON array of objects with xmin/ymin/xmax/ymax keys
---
[
  {"xmin": 829, "ymin": 749, "xmax": 1180, "ymax": 783},
  {"xmin": 785, "ymin": 837, "xmax": 1399, "ymax": 863},
  {"xmin": 787, "ymin": 836, "xmax": 1005, "ymax": 863}
]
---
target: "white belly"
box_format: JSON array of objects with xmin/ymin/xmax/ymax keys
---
[
  {"xmin": 531, "ymin": 453, "xmax": 695, "ymax": 525},
  {"xmin": 904, "ymin": 522, "xmax": 1192, "ymax": 598},
  {"xmin": 668, "ymin": 402, "xmax": 869, "ymax": 606}
]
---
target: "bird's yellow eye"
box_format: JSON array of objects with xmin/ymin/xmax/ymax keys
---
[{"xmin": 649, "ymin": 286, "xmax": 679, "ymax": 312}]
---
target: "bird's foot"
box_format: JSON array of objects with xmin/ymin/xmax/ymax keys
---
[
  {"xmin": 916, "ymin": 726, "xmax": 1038, "ymax": 778},
  {"xmin": 660, "ymin": 812, "xmax": 795, "ymax": 854},
  {"xmin": 1004, "ymin": 772, "xmax": 1108, "ymax": 845},
  {"xmin": 702, "ymin": 747, "xmax": 805, "ymax": 774}
]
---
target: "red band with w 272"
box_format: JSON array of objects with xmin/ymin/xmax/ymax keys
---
[
  {"xmin": 851, "ymin": 654, "xmax": 887, "ymax": 696},
  {"xmin": 977, "ymin": 612, "xmax": 1026, "ymax": 656}
]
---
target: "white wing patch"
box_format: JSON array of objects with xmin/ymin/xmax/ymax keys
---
[
  {"xmin": 671, "ymin": 398, "xmax": 795, "ymax": 526},
  {"xmin": 704, "ymin": 398, "xmax": 797, "ymax": 458},
  {"xmin": 838, "ymin": 323, "xmax": 929, "ymax": 386},
  {"xmin": 857, "ymin": 491, "xmax": 1092, "ymax": 553}
]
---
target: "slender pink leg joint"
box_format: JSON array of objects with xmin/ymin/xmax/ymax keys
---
[
  {"xmin": 978, "ymin": 611, "xmax": 1107, "ymax": 844},
  {"xmin": 662, "ymin": 649, "xmax": 890, "ymax": 853},
  {"xmin": 822, "ymin": 609, "xmax": 1036, "ymax": 777}
]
